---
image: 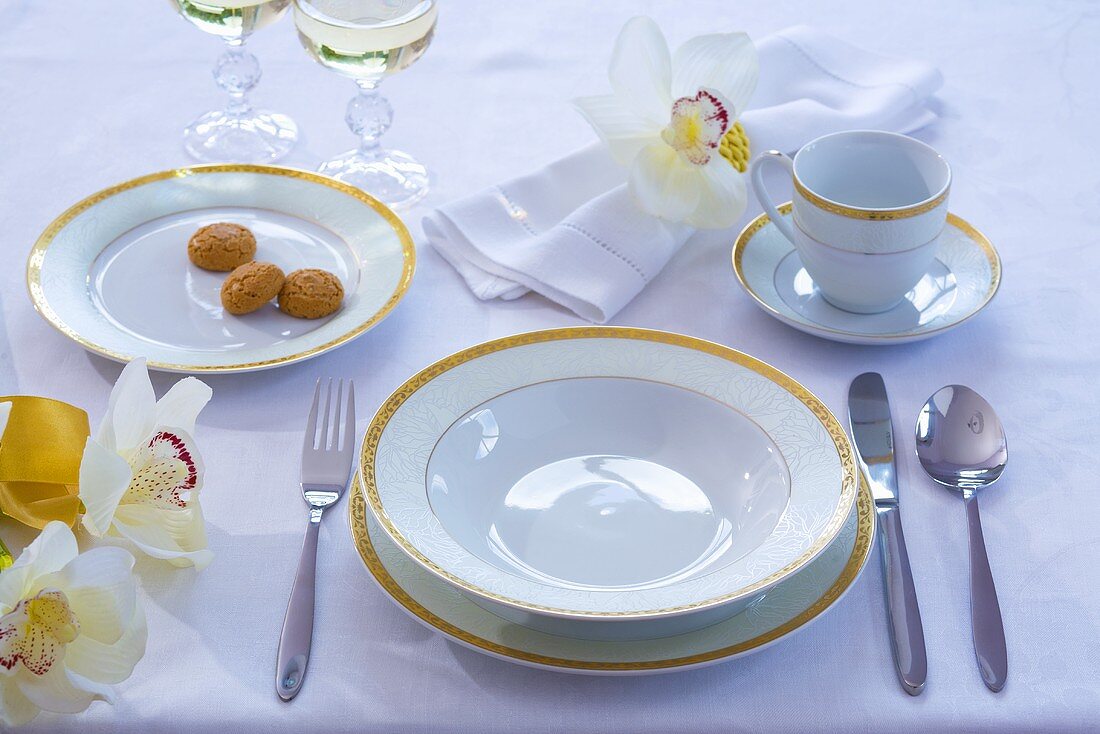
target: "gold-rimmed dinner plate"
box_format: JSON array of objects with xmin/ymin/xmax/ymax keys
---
[
  {"xmin": 732, "ymin": 204, "xmax": 1001, "ymax": 345},
  {"xmin": 349, "ymin": 474, "xmax": 875, "ymax": 675},
  {"xmin": 27, "ymin": 165, "xmax": 415, "ymax": 373}
]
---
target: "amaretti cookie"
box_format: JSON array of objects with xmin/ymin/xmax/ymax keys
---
[
  {"xmin": 220, "ymin": 261, "xmax": 285, "ymax": 315},
  {"xmin": 188, "ymin": 222, "xmax": 257, "ymax": 271},
  {"xmin": 277, "ymin": 269, "xmax": 344, "ymax": 319}
]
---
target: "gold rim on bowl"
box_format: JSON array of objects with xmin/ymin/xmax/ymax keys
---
[
  {"xmin": 26, "ymin": 164, "xmax": 416, "ymax": 373},
  {"xmin": 349, "ymin": 472, "xmax": 875, "ymax": 671},
  {"xmin": 360, "ymin": 326, "xmax": 859, "ymax": 620}
]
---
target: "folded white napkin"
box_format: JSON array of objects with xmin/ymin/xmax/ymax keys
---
[{"xmin": 425, "ymin": 25, "xmax": 943, "ymax": 322}]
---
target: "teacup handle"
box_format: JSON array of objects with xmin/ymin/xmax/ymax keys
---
[{"xmin": 749, "ymin": 150, "xmax": 797, "ymax": 245}]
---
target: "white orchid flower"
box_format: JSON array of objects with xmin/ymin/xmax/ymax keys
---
[
  {"xmin": 0, "ymin": 522, "xmax": 146, "ymax": 726},
  {"xmin": 574, "ymin": 16, "xmax": 759, "ymax": 229},
  {"xmin": 78, "ymin": 359, "xmax": 214, "ymax": 570}
]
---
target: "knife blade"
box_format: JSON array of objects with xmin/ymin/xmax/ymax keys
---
[{"xmin": 849, "ymin": 372, "xmax": 928, "ymax": 696}]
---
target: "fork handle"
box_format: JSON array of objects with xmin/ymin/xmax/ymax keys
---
[{"xmin": 276, "ymin": 511, "xmax": 321, "ymax": 701}]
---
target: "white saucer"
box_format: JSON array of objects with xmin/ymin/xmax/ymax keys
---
[
  {"xmin": 350, "ymin": 475, "xmax": 875, "ymax": 675},
  {"xmin": 732, "ymin": 204, "xmax": 1001, "ymax": 345}
]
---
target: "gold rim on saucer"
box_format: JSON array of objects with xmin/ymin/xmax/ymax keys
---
[
  {"xmin": 348, "ymin": 473, "xmax": 875, "ymax": 672},
  {"xmin": 360, "ymin": 326, "xmax": 859, "ymax": 620},
  {"xmin": 731, "ymin": 203, "xmax": 1002, "ymax": 341},
  {"xmin": 26, "ymin": 164, "xmax": 416, "ymax": 373}
]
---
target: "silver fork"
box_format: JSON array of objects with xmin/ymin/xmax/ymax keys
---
[{"xmin": 276, "ymin": 378, "xmax": 355, "ymax": 701}]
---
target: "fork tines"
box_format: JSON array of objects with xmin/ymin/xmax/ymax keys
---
[{"xmin": 303, "ymin": 378, "xmax": 356, "ymax": 454}]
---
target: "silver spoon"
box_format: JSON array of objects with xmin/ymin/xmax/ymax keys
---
[{"xmin": 915, "ymin": 385, "xmax": 1008, "ymax": 692}]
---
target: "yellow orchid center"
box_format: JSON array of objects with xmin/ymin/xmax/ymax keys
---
[
  {"xmin": 660, "ymin": 88, "xmax": 731, "ymax": 166},
  {"xmin": 27, "ymin": 593, "xmax": 80, "ymax": 644},
  {"xmin": 0, "ymin": 589, "xmax": 81, "ymax": 675}
]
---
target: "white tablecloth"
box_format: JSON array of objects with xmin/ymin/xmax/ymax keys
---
[{"xmin": 1, "ymin": 1, "xmax": 1097, "ymax": 732}]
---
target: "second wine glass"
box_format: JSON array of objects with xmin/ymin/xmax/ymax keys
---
[{"xmin": 293, "ymin": 0, "xmax": 437, "ymax": 208}]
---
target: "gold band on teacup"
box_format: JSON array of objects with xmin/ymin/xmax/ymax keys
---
[{"xmin": 793, "ymin": 177, "xmax": 949, "ymax": 221}]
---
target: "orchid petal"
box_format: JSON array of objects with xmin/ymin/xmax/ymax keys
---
[
  {"xmin": 36, "ymin": 547, "xmax": 137, "ymax": 646},
  {"xmin": 0, "ymin": 523, "xmax": 78, "ymax": 613},
  {"xmin": 127, "ymin": 429, "xmax": 204, "ymax": 506},
  {"xmin": 609, "ymin": 16, "xmax": 673, "ymax": 125},
  {"xmin": 16, "ymin": 614, "xmax": 66, "ymax": 676},
  {"xmin": 661, "ymin": 88, "xmax": 731, "ymax": 165},
  {"xmin": 628, "ymin": 143, "xmax": 702, "ymax": 223},
  {"xmin": 672, "ymin": 31, "xmax": 759, "ymax": 117},
  {"xmin": 78, "ymin": 439, "xmax": 133, "ymax": 539},
  {"xmin": 111, "ymin": 503, "xmax": 213, "ymax": 570},
  {"xmin": 0, "ymin": 603, "xmax": 27, "ymax": 675},
  {"xmin": 17, "ymin": 663, "xmax": 113, "ymax": 714},
  {"xmin": 64, "ymin": 601, "xmax": 145, "ymax": 685},
  {"xmin": 573, "ymin": 94, "xmax": 661, "ymax": 166},
  {"xmin": 154, "ymin": 377, "xmax": 212, "ymax": 436},
  {"xmin": 0, "ymin": 679, "xmax": 39, "ymax": 726},
  {"xmin": 685, "ymin": 158, "xmax": 749, "ymax": 229},
  {"xmin": 96, "ymin": 359, "xmax": 156, "ymax": 456}
]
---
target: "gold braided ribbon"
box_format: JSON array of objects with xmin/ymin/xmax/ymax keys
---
[
  {"xmin": 0, "ymin": 396, "xmax": 90, "ymax": 567},
  {"xmin": 719, "ymin": 121, "xmax": 750, "ymax": 172}
]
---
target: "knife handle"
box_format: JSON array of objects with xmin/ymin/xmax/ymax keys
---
[{"xmin": 876, "ymin": 505, "xmax": 928, "ymax": 695}]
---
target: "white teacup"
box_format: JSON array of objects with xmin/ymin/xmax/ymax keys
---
[{"xmin": 750, "ymin": 130, "xmax": 951, "ymax": 314}]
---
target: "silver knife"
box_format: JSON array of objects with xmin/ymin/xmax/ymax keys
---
[{"xmin": 848, "ymin": 372, "xmax": 928, "ymax": 696}]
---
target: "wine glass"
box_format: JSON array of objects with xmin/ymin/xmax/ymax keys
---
[
  {"xmin": 293, "ymin": 0, "xmax": 437, "ymax": 208},
  {"xmin": 172, "ymin": 0, "xmax": 299, "ymax": 163}
]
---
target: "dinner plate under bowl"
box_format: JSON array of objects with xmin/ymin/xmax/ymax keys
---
[
  {"xmin": 361, "ymin": 327, "xmax": 858, "ymax": 636},
  {"xmin": 27, "ymin": 165, "xmax": 415, "ymax": 373},
  {"xmin": 350, "ymin": 474, "xmax": 875, "ymax": 674}
]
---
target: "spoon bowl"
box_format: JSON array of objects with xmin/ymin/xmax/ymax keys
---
[
  {"xmin": 916, "ymin": 385, "xmax": 1008, "ymax": 493},
  {"xmin": 915, "ymin": 384, "xmax": 1009, "ymax": 693}
]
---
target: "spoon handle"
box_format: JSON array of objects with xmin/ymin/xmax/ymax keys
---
[{"xmin": 965, "ymin": 494, "xmax": 1008, "ymax": 692}]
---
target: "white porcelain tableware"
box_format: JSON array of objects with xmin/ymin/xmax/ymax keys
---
[
  {"xmin": 732, "ymin": 204, "xmax": 1001, "ymax": 345},
  {"xmin": 361, "ymin": 327, "xmax": 858, "ymax": 640},
  {"xmin": 28, "ymin": 165, "xmax": 415, "ymax": 373},
  {"xmin": 750, "ymin": 130, "xmax": 951, "ymax": 313},
  {"xmin": 350, "ymin": 474, "xmax": 875, "ymax": 674}
]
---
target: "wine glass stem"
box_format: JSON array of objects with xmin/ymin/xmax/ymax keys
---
[
  {"xmin": 216, "ymin": 38, "xmax": 261, "ymax": 117},
  {"xmin": 347, "ymin": 80, "xmax": 393, "ymax": 156}
]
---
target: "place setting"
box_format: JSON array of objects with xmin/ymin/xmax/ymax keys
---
[{"xmin": 1, "ymin": 3, "xmax": 1026, "ymax": 729}]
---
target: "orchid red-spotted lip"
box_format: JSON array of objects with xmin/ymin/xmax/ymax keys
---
[{"xmin": 662, "ymin": 88, "xmax": 732, "ymax": 165}]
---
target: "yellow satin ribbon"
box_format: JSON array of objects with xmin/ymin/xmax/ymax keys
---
[{"xmin": 0, "ymin": 396, "xmax": 90, "ymax": 542}]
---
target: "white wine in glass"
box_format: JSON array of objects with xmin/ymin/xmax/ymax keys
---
[
  {"xmin": 294, "ymin": 0, "xmax": 437, "ymax": 208},
  {"xmin": 172, "ymin": 0, "xmax": 299, "ymax": 163}
]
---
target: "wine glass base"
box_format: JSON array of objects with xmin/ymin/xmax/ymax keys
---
[
  {"xmin": 183, "ymin": 109, "xmax": 298, "ymax": 164},
  {"xmin": 318, "ymin": 148, "xmax": 429, "ymax": 209}
]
